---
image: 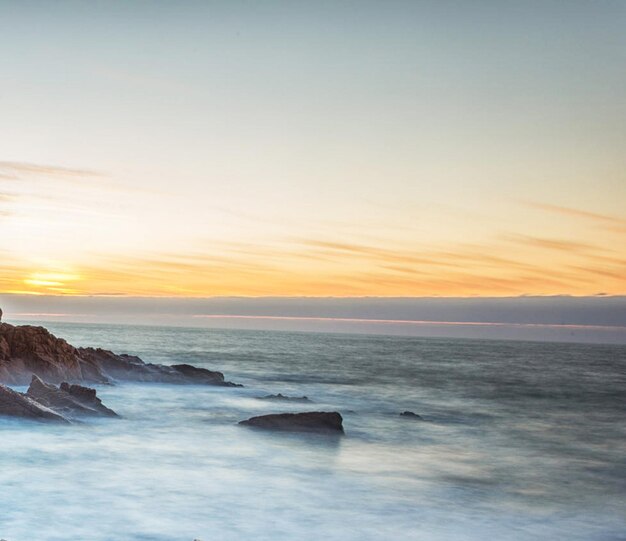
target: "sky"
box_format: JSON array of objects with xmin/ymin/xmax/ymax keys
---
[
  {"xmin": 2, "ymin": 294, "xmax": 626, "ymax": 344},
  {"xmin": 1, "ymin": 1, "xmax": 625, "ymax": 301}
]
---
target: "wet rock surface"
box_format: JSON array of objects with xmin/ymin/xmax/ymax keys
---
[
  {"xmin": 257, "ymin": 393, "xmax": 311, "ymax": 402},
  {"xmin": 77, "ymin": 348, "xmax": 239, "ymax": 386},
  {"xmin": 27, "ymin": 375, "xmax": 118, "ymax": 418},
  {"xmin": 0, "ymin": 383, "xmax": 69, "ymax": 423},
  {"xmin": 239, "ymin": 411, "xmax": 344, "ymax": 433},
  {"xmin": 400, "ymin": 410, "xmax": 423, "ymax": 419}
]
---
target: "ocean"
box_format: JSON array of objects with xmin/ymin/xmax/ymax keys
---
[{"xmin": 1, "ymin": 322, "xmax": 625, "ymax": 541}]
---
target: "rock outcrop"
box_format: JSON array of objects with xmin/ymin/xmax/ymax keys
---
[
  {"xmin": 27, "ymin": 375, "xmax": 117, "ymax": 418},
  {"xmin": 0, "ymin": 323, "xmax": 104, "ymax": 385},
  {"xmin": 76, "ymin": 348, "xmax": 239, "ymax": 386},
  {"xmin": 239, "ymin": 411, "xmax": 344, "ymax": 434},
  {"xmin": 400, "ymin": 410, "xmax": 423, "ymax": 419},
  {"xmin": 257, "ymin": 393, "xmax": 311, "ymax": 402},
  {"xmin": 0, "ymin": 321, "xmax": 238, "ymax": 386},
  {"xmin": 0, "ymin": 383, "xmax": 69, "ymax": 423},
  {"xmin": 60, "ymin": 382, "xmax": 118, "ymax": 416}
]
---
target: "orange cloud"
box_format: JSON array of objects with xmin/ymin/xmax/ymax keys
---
[
  {"xmin": 2, "ymin": 186, "xmax": 625, "ymax": 297},
  {"xmin": 3, "ymin": 229, "xmax": 624, "ymax": 297},
  {"xmin": 525, "ymin": 201, "xmax": 626, "ymax": 233}
]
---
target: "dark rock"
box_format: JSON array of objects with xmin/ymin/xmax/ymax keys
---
[
  {"xmin": 0, "ymin": 322, "xmax": 107, "ymax": 385},
  {"xmin": 400, "ymin": 411, "xmax": 423, "ymax": 419},
  {"xmin": 0, "ymin": 383, "xmax": 69, "ymax": 423},
  {"xmin": 27, "ymin": 375, "xmax": 117, "ymax": 418},
  {"xmin": 257, "ymin": 393, "xmax": 311, "ymax": 402},
  {"xmin": 76, "ymin": 348, "xmax": 240, "ymax": 386},
  {"xmin": 171, "ymin": 363, "xmax": 242, "ymax": 387},
  {"xmin": 60, "ymin": 381, "xmax": 118, "ymax": 416},
  {"xmin": 0, "ymin": 321, "xmax": 239, "ymax": 387},
  {"xmin": 239, "ymin": 411, "xmax": 344, "ymax": 433}
]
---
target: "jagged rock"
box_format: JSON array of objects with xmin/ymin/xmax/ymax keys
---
[
  {"xmin": 400, "ymin": 411, "xmax": 423, "ymax": 419},
  {"xmin": 77, "ymin": 349, "xmax": 240, "ymax": 386},
  {"xmin": 27, "ymin": 375, "xmax": 117, "ymax": 418},
  {"xmin": 0, "ymin": 383, "xmax": 69, "ymax": 423},
  {"xmin": 171, "ymin": 363, "xmax": 242, "ymax": 386},
  {"xmin": 0, "ymin": 321, "xmax": 238, "ymax": 387},
  {"xmin": 257, "ymin": 393, "xmax": 311, "ymax": 402},
  {"xmin": 239, "ymin": 411, "xmax": 344, "ymax": 433},
  {"xmin": 0, "ymin": 322, "xmax": 106, "ymax": 385}
]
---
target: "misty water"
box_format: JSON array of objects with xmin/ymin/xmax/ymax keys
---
[{"xmin": 1, "ymin": 322, "xmax": 625, "ymax": 541}]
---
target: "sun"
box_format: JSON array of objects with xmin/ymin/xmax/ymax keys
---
[{"xmin": 21, "ymin": 271, "xmax": 82, "ymax": 295}]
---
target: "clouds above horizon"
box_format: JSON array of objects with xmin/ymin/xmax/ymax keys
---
[
  {"xmin": 524, "ymin": 202, "xmax": 626, "ymax": 234},
  {"xmin": 2, "ymin": 294, "xmax": 625, "ymax": 344},
  {"xmin": 1, "ymin": 180, "xmax": 624, "ymax": 297},
  {"xmin": 1, "ymin": 2, "xmax": 624, "ymax": 298}
]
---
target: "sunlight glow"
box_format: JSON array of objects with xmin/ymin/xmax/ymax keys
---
[{"xmin": 0, "ymin": 2, "xmax": 624, "ymax": 298}]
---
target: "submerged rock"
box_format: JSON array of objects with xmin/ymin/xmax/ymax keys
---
[
  {"xmin": 400, "ymin": 411, "xmax": 423, "ymax": 420},
  {"xmin": 257, "ymin": 393, "xmax": 311, "ymax": 402},
  {"xmin": 239, "ymin": 411, "xmax": 344, "ymax": 433},
  {"xmin": 0, "ymin": 383, "xmax": 69, "ymax": 423},
  {"xmin": 0, "ymin": 321, "xmax": 239, "ymax": 387},
  {"xmin": 27, "ymin": 375, "xmax": 118, "ymax": 418}
]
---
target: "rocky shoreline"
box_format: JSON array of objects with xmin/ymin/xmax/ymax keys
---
[
  {"xmin": 0, "ymin": 312, "xmax": 417, "ymax": 433},
  {"xmin": 0, "ymin": 319, "xmax": 239, "ymax": 387}
]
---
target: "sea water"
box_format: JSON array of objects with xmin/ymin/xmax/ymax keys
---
[{"xmin": 1, "ymin": 322, "xmax": 625, "ymax": 541}]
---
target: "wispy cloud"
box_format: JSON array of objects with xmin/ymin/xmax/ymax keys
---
[
  {"xmin": 525, "ymin": 201, "xmax": 626, "ymax": 233},
  {"xmin": 0, "ymin": 161, "xmax": 103, "ymax": 180},
  {"xmin": 2, "ymin": 191, "xmax": 625, "ymax": 297},
  {"xmin": 0, "ymin": 161, "xmax": 175, "ymax": 202},
  {"xmin": 505, "ymin": 234, "xmax": 599, "ymax": 253},
  {"xmin": 32, "ymin": 229, "xmax": 618, "ymax": 297},
  {"xmin": 0, "ymin": 192, "xmax": 17, "ymax": 218}
]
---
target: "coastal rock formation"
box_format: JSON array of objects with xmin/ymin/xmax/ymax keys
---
[
  {"xmin": 60, "ymin": 381, "xmax": 118, "ymax": 415},
  {"xmin": 0, "ymin": 383, "xmax": 69, "ymax": 423},
  {"xmin": 257, "ymin": 393, "xmax": 311, "ymax": 402},
  {"xmin": 0, "ymin": 323, "xmax": 105, "ymax": 385},
  {"xmin": 0, "ymin": 321, "xmax": 238, "ymax": 386},
  {"xmin": 27, "ymin": 375, "xmax": 118, "ymax": 418},
  {"xmin": 239, "ymin": 411, "xmax": 344, "ymax": 433},
  {"xmin": 77, "ymin": 348, "xmax": 239, "ymax": 386},
  {"xmin": 400, "ymin": 411, "xmax": 423, "ymax": 419}
]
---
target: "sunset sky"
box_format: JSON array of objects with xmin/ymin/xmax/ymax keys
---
[{"xmin": 1, "ymin": 1, "xmax": 625, "ymax": 298}]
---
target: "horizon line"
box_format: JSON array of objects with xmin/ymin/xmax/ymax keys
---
[
  {"xmin": 8, "ymin": 312, "xmax": 626, "ymax": 332},
  {"xmin": 3, "ymin": 293, "xmax": 624, "ymax": 300}
]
